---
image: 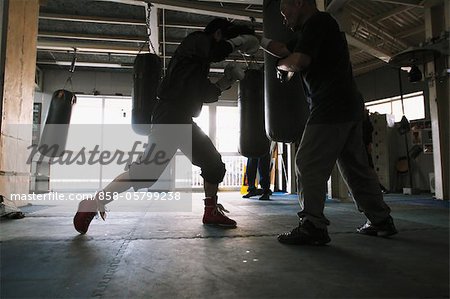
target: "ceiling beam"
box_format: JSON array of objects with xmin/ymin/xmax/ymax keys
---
[
  {"xmin": 39, "ymin": 13, "xmax": 146, "ymax": 26},
  {"xmin": 367, "ymin": 0, "xmax": 424, "ymax": 8},
  {"xmin": 152, "ymin": 0, "xmax": 262, "ymax": 22},
  {"xmin": 326, "ymin": 0, "xmax": 351, "ymax": 14},
  {"xmin": 163, "ymin": 22, "xmax": 263, "ymax": 33},
  {"xmin": 37, "ymin": 41, "xmax": 263, "ymax": 62},
  {"xmin": 325, "ymin": 1, "xmax": 393, "ymax": 62},
  {"xmin": 346, "ymin": 35, "xmax": 391, "ymax": 62},
  {"xmin": 348, "ymin": 8, "xmax": 409, "ymax": 49},
  {"xmin": 87, "ymin": 0, "xmax": 146, "ymax": 6},
  {"xmin": 353, "ymin": 59, "xmax": 386, "ymax": 76},
  {"xmin": 37, "ymin": 60, "xmax": 133, "ymax": 69},
  {"xmin": 95, "ymin": 0, "xmax": 263, "ymax": 22},
  {"xmin": 37, "ymin": 48, "xmax": 137, "ymax": 57},
  {"xmin": 37, "ymin": 40, "xmax": 146, "ymax": 54},
  {"xmin": 369, "ymin": 6, "xmax": 414, "ymax": 22},
  {"xmin": 396, "ymin": 25, "xmax": 424, "ymax": 38},
  {"xmin": 198, "ymin": 0, "xmax": 263, "ymax": 5},
  {"xmin": 163, "ymin": 22, "xmax": 203, "ymax": 30}
]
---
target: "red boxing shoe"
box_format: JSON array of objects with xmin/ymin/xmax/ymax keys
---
[
  {"xmin": 73, "ymin": 198, "xmax": 106, "ymax": 234},
  {"xmin": 202, "ymin": 196, "xmax": 237, "ymax": 228}
]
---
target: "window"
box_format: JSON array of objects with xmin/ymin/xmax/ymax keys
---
[
  {"xmin": 365, "ymin": 91, "xmax": 425, "ymax": 122},
  {"xmin": 51, "ymin": 96, "xmax": 146, "ymax": 191},
  {"xmin": 193, "ymin": 105, "xmax": 209, "ymax": 136},
  {"xmin": 216, "ymin": 106, "xmax": 239, "ymax": 153},
  {"xmin": 216, "ymin": 106, "xmax": 244, "ymax": 189},
  {"xmin": 59, "ymin": 98, "xmax": 244, "ymax": 190},
  {"xmin": 191, "ymin": 104, "xmax": 245, "ymax": 189}
]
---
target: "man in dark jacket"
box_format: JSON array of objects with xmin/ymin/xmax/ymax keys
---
[{"xmin": 73, "ymin": 18, "xmax": 260, "ymax": 234}]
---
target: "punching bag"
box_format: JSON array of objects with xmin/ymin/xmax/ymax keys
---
[
  {"xmin": 263, "ymin": 0, "xmax": 309, "ymax": 143},
  {"xmin": 238, "ymin": 69, "xmax": 270, "ymax": 157},
  {"xmin": 132, "ymin": 53, "xmax": 161, "ymax": 135},
  {"xmin": 38, "ymin": 89, "xmax": 76, "ymax": 157}
]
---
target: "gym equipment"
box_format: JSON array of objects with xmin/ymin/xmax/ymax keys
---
[
  {"xmin": 131, "ymin": 53, "xmax": 161, "ymax": 135},
  {"xmin": 38, "ymin": 89, "xmax": 76, "ymax": 157},
  {"xmin": 263, "ymin": 0, "xmax": 309, "ymax": 143},
  {"xmin": 227, "ymin": 35, "xmax": 260, "ymax": 55},
  {"xmin": 238, "ymin": 69, "xmax": 270, "ymax": 157},
  {"xmin": 216, "ymin": 62, "xmax": 246, "ymax": 91}
]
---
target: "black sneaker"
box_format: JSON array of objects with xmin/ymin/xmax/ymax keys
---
[
  {"xmin": 259, "ymin": 190, "xmax": 271, "ymax": 200},
  {"xmin": 242, "ymin": 189, "xmax": 257, "ymax": 198},
  {"xmin": 278, "ymin": 220, "xmax": 331, "ymax": 245},
  {"xmin": 259, "ymin": 193, "xmax": 270, "ymax": 200},
  {"xmin": 242, "ymin": 189, "xmax": 264, "ymax": 198},
  {"xmin": 357, "ymin": 216, "xmax": 398, "ymax": 237}
]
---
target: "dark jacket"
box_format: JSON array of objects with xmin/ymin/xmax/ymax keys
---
[{"xmin": 157, "ymin": 31, "xmax": 231, "ymax": 117}]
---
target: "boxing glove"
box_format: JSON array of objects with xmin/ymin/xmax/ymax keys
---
[
  {"xmin": 276, "ymin": 58, "xmax": 295, "ymax": 83},
  {"xmin": 260, "ymin": 37, "xmax": 272, "ymax": 50},
  {"xmin": 215, "ymin": 63, "xmax": 246, "ymax": 91},
  {"xmin": 227, "ymin": 35, "xmax": 260, "ymax": 55}
]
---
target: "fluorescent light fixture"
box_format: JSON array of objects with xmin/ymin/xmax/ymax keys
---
[
  {"xmin": 37, "ymin": 41, "xmax": 146, "ymax": 55},
  {"xmin": 55, "ymin": 61, "xmax": 123, "ymax": 68},
  {"xmin": 210, "ymin": 68, "xmax": 224, "ymax": 73},
  {"xmin": 401, "ymin": 66, "xmax": 412, "ymax": 72}
]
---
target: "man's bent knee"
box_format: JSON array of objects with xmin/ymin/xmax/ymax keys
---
[{"xmin": 201, "ymin": 161, "xmax": 226, "ymax": 184}]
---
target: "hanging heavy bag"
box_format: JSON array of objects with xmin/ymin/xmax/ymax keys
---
[
  {"xmin": 238, "ymin": 69, "xmax": 270, "ymax": 157},
  {"xmin": 131, "ymin": 53, "xmax": 161, "ymax": 135},
  {"xmin": 263, "ymin": 0, "xmax": 309, "ymax": 143},
  {"xmin": 38, "ymin": 89, "xmax": 76, "ymax": 157}
]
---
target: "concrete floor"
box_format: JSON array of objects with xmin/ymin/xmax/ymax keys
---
[{"xmin": 1, "ymin": 192, "xmax": 449, "ymax": 299}]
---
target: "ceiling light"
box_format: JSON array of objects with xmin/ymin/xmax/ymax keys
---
[
  {"xmin": 408, "ymin": 65, "xmax": 422, "ymax": 83},
  {"xmin": 401, "ymin": 66, "xmax": 411, "ymax": 72},
  {"xmin": 55, "ymin": 61, "xmax": 123, "ymax": 68}
]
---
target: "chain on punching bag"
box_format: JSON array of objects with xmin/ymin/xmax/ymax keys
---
[
  {"xmin": 38, "ymin": 89, "xmax": 76, "ymax": 157},
  {"xmin": 239, "ymin": 69, "xmax": 270, "ymax": 157},
  {"xmin": 131, "ymin": 53, "xmax": 161, "ymax": 135},
  {"xmin": 131, "ymin": 3, "xmax": 161, "ymax": 135},
  {"xmin": 263, "ymin": 0, "xmax": 309, "ymax": 143}
]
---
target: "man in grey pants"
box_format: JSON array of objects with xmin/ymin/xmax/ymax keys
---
[{"xmin": 260, "ymin": 0, "xmax": 397, "ymax": 245}]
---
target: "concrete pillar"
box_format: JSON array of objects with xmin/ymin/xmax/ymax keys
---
[
  {"xmin": 424, "ymin": 0, "xmax": 449, "ymax": 200},
  {"xmin": 0, "ymin": 0, "xmax": 8, "ymax": 124},
  {"xmin": 287, "ymin": 143, "xmax": 297, "ymax": 194},
  {"xmin": 0, "ymin": 0, "xmax": 39, "ymax": 203}
]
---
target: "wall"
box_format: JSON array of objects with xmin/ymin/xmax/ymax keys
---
[
  {"xmin": 42, "ymin": 69, "xmax": 239, "ymax": 100},
  {"xmin": 35, "ymin": 68, "xmax": 241, "ymax": 192},
  {"xmin": 39, "ymin": 69, "xmax": 133, "ymax": 125},
  {"xmin": 355, "ymin": 65, "xmax": 429, "ymax": 103},
  {"xmin": 41, "ymin": 66, "xmax": 435, "ymax": 192},
  {"xmin": 43, "ymin": 69, "xmax": 134, "ymax": 96},
  {"xmin": 40, "ymin": 69, "xmax": 239, "ymax": 122},
  {"xmin": 356, "ymin": 65, "xmax": 434, "ymax": 191}
]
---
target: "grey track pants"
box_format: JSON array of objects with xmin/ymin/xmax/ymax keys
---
[{"xmin": 296, "ymin": 120, "xmax": 391, "ymax": 228}]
